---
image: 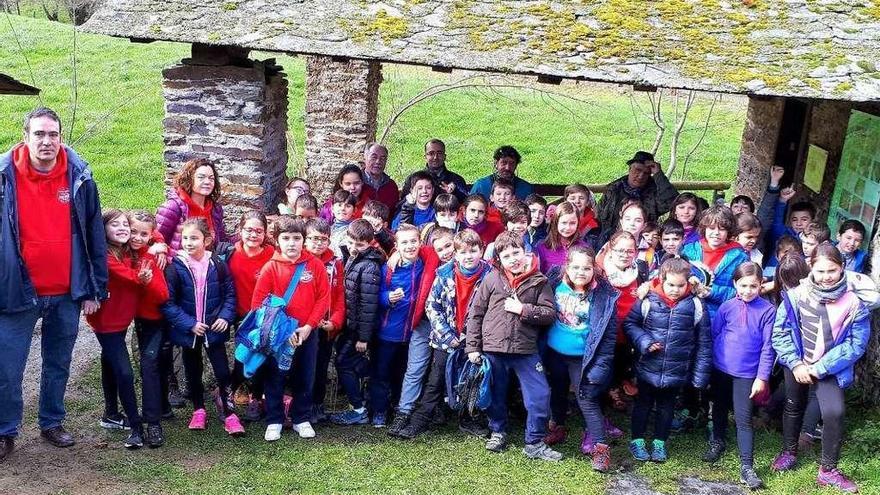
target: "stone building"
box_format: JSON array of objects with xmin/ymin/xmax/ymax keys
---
[
  {"xmin": 0, "ymin": 74, "xmax": 39, "ymax": 96},
  {"xmin": 82, "ymin": 1, "xmax": 880, "ymax": 399}
]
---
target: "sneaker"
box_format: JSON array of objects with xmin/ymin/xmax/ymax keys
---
[
  {"xmin": 740, "ymin": 465, "xmax": 765, "ymax": 491},
  {"xmin": 621, "ymin": 379, "xmax": 638, "ymax": 397},
  {"xmin": 387, "ymin": 411, "xmax": 410, "ymax": 437},
  {"xmin": 523, "ymin": 441, "xmax": 564, "ymax": 461},
  {"xmin": 629, "ymin": 439, "xmax": 650, "ymax": 461},
  {"xmin": 99, "ymin": 414, "xmax": 131, "ymax": 431},
  {"xmin": 771, "ymin": 450, "xmax": 797, "ymax": 472},
  {"xmin": 168, "ymin": 387, "xmax": 186, "ymax": 409},
  {"xmin": 124, "ymin": 429, "xmax": 144, "ymax": 449},
  {"xmin": 580, "ymin": 430, "xmax": 596, "ymax": 455},
  {"xmin": 213, "ymin": 390, "xmax": 234, "ymax": 423},
  {"xmin": 398, "ymin": 420, "xmax": 427, "ymax": 440},
  {"xmin": 592, "ymin": 443, "xmax": 611, "ymax": 473},
  {"xmin": 459, "ymin": 416, "xmax": 490, "ymax": 438},
  {"xmin": 145, "ymin": 423, "xmax": 165, "ymax": 448},
  {"xmin": 188, "ymin": 409, "xmax": 207, "ymax": 430},
  {"xmin": 331, "ymin": 408, "xmax": 369, "ymax": 425},
  {"xmin": 670, "ymin": 408, "xmax": 693, "ymax": 433},
  {"xmin": 650, "ymin": 439, "xmax": 668, "ymax": 463},
  {"xmin": 702, "ymin": 439, "xmax": 726, "ymax": 463},
  {"xmin": 244, "ymin": 399, "xmax": 264, "ymax": 423},
  {"xmin": 292, "ymin": 421, "xmax": 316, "ymax": 439},
  {"xmin": 264, "ymin": 423, "xmax": 283, "ymax": 442},
  {"xmin": 817, "ymin": 467, "xmax": 859, "ymax": 493},
  {"xmin": 372, "ymin": 412, "xmax": 387, "ymax": 428},
  {"xmin": 543, "ymin": 423, "xmax": 567, "ymax": 446},
  {"xmin": 224, "ymin": 414, "xmax": 245, "ymax": 436},
  {"xmin": 485, "ymin": 432, "xmax": 508, "ymax": 453},
  {"xmin": 604, "ymin": 418, "xmax": 624, "ymax": 440}
]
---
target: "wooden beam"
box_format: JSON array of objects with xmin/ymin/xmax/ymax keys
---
[
  {"xmin": 431, "ymin": 66, "xmax": 453, "ymax": 73},
  {"xmin": 633, "ymin": 84, "xmax": 657, "ymax": 92},
  {"xmin": 537, "ymin": 74, "xmax": 562, "ymax": 85}
]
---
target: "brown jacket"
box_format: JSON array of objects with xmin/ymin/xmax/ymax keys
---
[{"xmin": 465, "ymin": 262, "xmax": 556, "ymax": 355}]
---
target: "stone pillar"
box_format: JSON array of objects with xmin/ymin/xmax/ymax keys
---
[
  {"xmin": 734, "ymin": 96, "xmax": 785, "ymax": 202},
  {"xmin": 162, "ymin": 45, "xmax": 289, "ymax": 228},
  {"xmin": 304, "ymin": 56, "xmax": 382, "ymax": 202},
  {"xmin": 801, "ymin": 100, "xmax": 852, "ymax": 220}
]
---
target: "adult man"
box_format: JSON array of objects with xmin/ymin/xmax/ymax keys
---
[
  {"xmin": 401, "ymin": 139, "xmax": 468, "ymax": 203},
  {"xmin": 361, "ymin": 143, "xmax": 399, "ymax": 216},
  {"xmin": 595, "ymin": 151, "xmax": 679, "ymax": 230},
  {"xmin": 470, "ymin": 145, "xmax": 533, "ymax": 200},
  {"xmin": 0, "ymin": 107, "xmax": 107, "ymax": 461}
]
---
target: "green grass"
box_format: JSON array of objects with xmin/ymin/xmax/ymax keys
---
[{"xmin": 2, "ymin": 15, "xmax": 745, "ymax": 211}]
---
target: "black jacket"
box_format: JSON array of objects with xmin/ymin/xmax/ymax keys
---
[{"xmin": 343, "ymin": 246, "xmax": 384, "ymax": 342}]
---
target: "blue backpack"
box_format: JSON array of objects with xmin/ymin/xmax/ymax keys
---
[
  {"xmin": 234, "ymin": 264, "xmax": 304, "ymax": 377},
  {"xmin": 446, "ymin": 349, "xmax": 492, "ymax": 414}
]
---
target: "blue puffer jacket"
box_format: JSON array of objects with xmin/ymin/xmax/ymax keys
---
[
  {"xmin": 161, "ymin": 254, "xmax": 237, "ymax": 348},
  {"xmin": 624, "ymin": 288, "xmax": 712, "ymax": 389},
  {"xmin": 0, "ymin": 145, "xmax": 108, "ymax": 314},
  {"xmin": 576, "ymin": 278, "xmax": 621, "ymax": 396},
  {"xmin": 680, "ymin": 240, "xmax": 748, "ymax": 319},
  {"xmin": 772, "ymin": 283, "xmax": 871, "ymax": 389}
]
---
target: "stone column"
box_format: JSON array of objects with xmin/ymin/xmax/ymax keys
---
[
  {"xmin": 734, "ymin": 96, "xmax": 785, "ymax": 202},
  {"xmin": 162, "ymin": 45, "xmax": 289, "ymax": 228},
  {"xmin": 802, "ymin": 100, "xmax": 852, "ymax": 220},
  {"xmin": 304, "ymin": 56, "xmax": 382, "ymax": 202}
]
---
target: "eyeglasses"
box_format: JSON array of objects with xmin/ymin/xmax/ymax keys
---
[
  {"xmin": 306, "ymin": 236, "xmax": 330, "ymax": 244},
  {"xmin": 242, "ymin": 228, "xmax": 265, "ymax": 236},
  {"xmin": 611, "ymin": 248, "xmax": 636, "ymax": 255},
  {"xmin": 425, "ymin": 151, "xmax": 445, "ymax": 156}
]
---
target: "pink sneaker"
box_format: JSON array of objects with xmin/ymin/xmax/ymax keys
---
[
  {"xmin": 818, "ymin": 467, "xmax": 859, "ymax": 493},
  {"xmin": 189, "ymin": 409, "xmax": 207, "ymax": 430},
  {"xmin": 224, "ymin": 413, "xmax": 245, "ymax": 437}
]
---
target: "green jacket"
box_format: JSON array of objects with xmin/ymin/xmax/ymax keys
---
[{"xmin": 596, "ymin": 171, "xmax": 679, "ymax": 230}]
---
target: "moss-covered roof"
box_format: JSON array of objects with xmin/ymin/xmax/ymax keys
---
[
  {"xmin": 82, "ymin": 0, "xmax": 880, "ymax": 101},
  {"xmin": 0, "ymin": 73, "xmax": 39, "ymax": 95}
]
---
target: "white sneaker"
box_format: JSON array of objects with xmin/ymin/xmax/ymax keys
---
[
  {"xmin": 292, "ymin": 421, "xmax": 316, "ymax": 439},
  {"xmin": 264, "ymin": 423, "xmax": 283, "ymax": 442}
]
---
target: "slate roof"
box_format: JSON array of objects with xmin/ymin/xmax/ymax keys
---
[{"xmin": 0, "ymin": 73, "xmax": 40, "ymax": 95}]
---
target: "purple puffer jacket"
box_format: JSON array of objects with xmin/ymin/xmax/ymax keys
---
[{"xmin": 156, "ymin": 190, "xmax": 227, "ymax": 255}]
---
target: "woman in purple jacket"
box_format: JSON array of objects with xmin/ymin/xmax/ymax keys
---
[
  {"xmin": 702, "ymin": 261, "xmax": 775, "ymax": 490},
  {"xmin": 156, "ymin": 158, "xmax": 227, "ymax": 254}
]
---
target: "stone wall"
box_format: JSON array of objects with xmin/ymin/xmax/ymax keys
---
[
  {"xmin": 304, "ymin": 56, "xmax": 381, "ymax": 202},
  {"xmin": 800, "ymin": 100, "xmax": 853, "ymax": 221},
  {"xmin": 734, "ymin": 97, "xmax": 784, "ymax": 203},
  {"xmin": 163, "ymin": 55, "xmax": 288, "ymax": 229}
]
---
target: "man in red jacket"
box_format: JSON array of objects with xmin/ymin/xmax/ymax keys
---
[
  {"xmin": 0, "ymin": 107, "xmax": 108, "ymax": 461},
  {"xmin": 362, "ymin": 143, "xmax": 400, "ymax": 218}
]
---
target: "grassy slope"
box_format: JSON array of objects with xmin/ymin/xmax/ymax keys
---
[{"xmin": 2, "ymin": 15, "xmax": 744, "ymax": 211}]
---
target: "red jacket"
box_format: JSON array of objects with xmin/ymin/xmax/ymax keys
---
[
  {"xmin": 228, "ymin": 242, "xmax": 275, "ymax": 318},
  {"xmin": 411, "ymin": 245, "xmax": 440, "ymax": 328},
  {"xmin": 251, "ymin": 251, "xmax": 330, "ymax": 329},
  {"xmin": 316, "ymin": 249, "xmax": 346, "ymax": 338},
  {"xmin": 367, "ymin": 179, "xmax": 400, "ymax": 220},
  {"xmin": 134, "ymin": 250, "xmax": 169, "ymax": 321},
  {"xmin": 87, "ymin": 250, "xmax": 144, "ymax": 333}
]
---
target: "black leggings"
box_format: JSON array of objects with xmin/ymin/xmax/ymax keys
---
[
  {"xmin": 631, "ymin": 382, "xmax": 677, "ymax": 442},
  {"xmin": 182, "ymin": 341, "xmax": 232, "ymax": 414},
  {"xmin": 782, "ymin": 368, "xmax": 845, "ymax": 469},
  {"xmin": 710, "ymin": 369, "xmax": 757, "ymax": 466}
]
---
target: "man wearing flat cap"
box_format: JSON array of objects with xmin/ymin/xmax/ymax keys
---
[{"xmin": 595, "ymin": 151, "xmax": 679, "ymax": 230}]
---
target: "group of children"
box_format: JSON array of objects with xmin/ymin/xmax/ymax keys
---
[{"xmin": 88, "ymin": 162, "xmax": 874, "ymax": 493}]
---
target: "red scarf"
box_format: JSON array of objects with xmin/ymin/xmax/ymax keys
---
[
  {"xmin": 700, "ymin": 238, "xmax": 739, "ymax": 271},
  {"xmin": 453, "ymin": 265, "xmax": 483, "ymax": 334},
  {"xmin": 649, "ymin": 277, "xmax": 691, "ymax": 308},
  {"xmin": 177, "ymin": 187, "xmax": 215, "ymax": 236},
  {"xmin": 504, "ymin": 255, "xmax": 539, "ymax": 289},
  {"xmin": 577, "ymin": 208, "xmax": 599, "ymax": 235}
]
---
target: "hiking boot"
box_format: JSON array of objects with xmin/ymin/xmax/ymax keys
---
[
  {"xmin": 591, "ymin": 443, "xmax": 611, "ymax": 473},
  {"xmin": 702, "ymin": 439, "xmax": 726, "ymax": 463},
  {"xmin": 124, "ymin": 428, "xmax": 144, "ymax": 450},
  {"xmin": 331, "ymin": 408, "xmax": 369, "ymax": 425},
  {"xmin": 40, "ymin": 426, "xmax": 75, "ymax": 448},
  {"xmin": 543, "ymin": 423, "xmax": 567, "ymax": 446},
  {"xmin": 817, "ymin": 467, "xmax": 859, "ymax": 493},
  {"xmin": 771, "ymin": 450, "xmax": 797, "ymax": 472},
  {"xmin": 629, "ymin": 439, "xmax": 650, "ymax": 461},
  {"xmin": 145, "ymin": 423, "xmax": 165, "ymax": 448},
  {"xmin": 293, "ymin": 421, "xmax": 316, "ymax": 439},
  {"xmin": 398, "ymin": 420, "xmax": 428, "ymax": 440},
  {"xmin": 244, "ymin": 399, "xmax": 264, "ymax": 423},
  {"xmin": 604, "ymin": 417, "xmax": 624, "ymax": 440},
  {"xmin": 523, "ymin": 441, "xmax": 563, "ymax": 461},
  {"xmin": 264, "ymin": 424, "xmax": 283, "ymax": 442},
  {"xmin": 387, "ymin": 411, "xmax": 410, "ymax": 437},
  {"xmin": 99, "ymin": 413, "xmax": 131, "ymax": 431},
  {"xmin": 485, "ymin": 432, "xmax": 508, "ymax": 453},
  {"xmin": 372, "ymin": 412, "xmax": 387, "ymax": 428},
  {"xmin": 0, "ymin": 436, "xmax": 14, "ymax": 463},
  {"xmin": 580, "ymin": 430, "xmax": 596, "ymax": 455},
  {"xmin": 188, "ymin": 409, "xmax": 207, "ymax": 430},
  {"xmin": 740, "ymin": 465, "xmax": 764, "ymax": 491},
  {"xmin": 224, "ymin": 414, "xmax": 245, "ymax": 436},
  {"xmin": 650, "ymin": 439, "xmax": 668, "ymax": 463},
  {"xmin": 168, "ymin": 387, "xmax": 186, "ymax": 408},
  {"xmin": 459, "ymin": 416, "xmax": 490, "ymax": 438}
]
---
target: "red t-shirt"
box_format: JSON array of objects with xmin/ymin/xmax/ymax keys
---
[
  {"xmin": 13, "ymin": 143, "xmax": 72, "ymax": 296},
  {"xmin": 228, "ymin": 242, "xmax": 275, "ymax": 318}
]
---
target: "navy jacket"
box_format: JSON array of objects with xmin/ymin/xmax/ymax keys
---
[
  {"xmin": 624, "ymin": 290, "xmax": 712, "ymax": 389},
  {"xmin": 161, "ymin": 254, "xmax": 237, "ymax": 348},
  {"xmin": 0, "ymin": 145, "xmax": 108, "ymax": 314},
  {"xmin": 576, "ymin": 278, "xmax": 621, "ymax": 396}
]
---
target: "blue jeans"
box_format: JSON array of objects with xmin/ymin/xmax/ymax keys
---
[
  {"xmin": 397, "ymin": 319, "xmax": 432, "ymax": 414},
  {"xmin": 95, "ymin": 331, "xmax": 142, "ymax": 431},
  {"xmin": 369, "ymin": 339, "xmax": 409, "ymax": 416},
  {"xmin": 265, "ymin": 330, "xmax": 318, "ymax": 425},
  {"xmin": 484, "ymin": 352, "xmax": 551, "ymax": 445},
  {"xmin": 0, "ymin": 294, "xmax": 81, "ymax": 437}
]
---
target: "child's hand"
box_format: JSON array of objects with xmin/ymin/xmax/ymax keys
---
[
  {"xmin": 780, "ymin": 186, "xmax": 796, "ymax": 203},
  {"xmin": 192, "ymin": 322, "xmax": 209, "ymax": 336},
  {"xmin": 769, "ymin": 165, "xmax": 785, "ymax": 188},
  {"xmin": 210, "ymin": 318, "xmax": 229, "ymax": 332},
  {"xmin": 749, "ymin": 378, "xmax": 768, "ymax": 399},
  {"xmin": 389, "ymin": 287, "xmax": 405, "ymax": 304},
  {"xmin": 760, "ymin": 280, "xmax": 775, "ymax": 294},
  {"xmin": 648, "ymin": 342, "xmax": 664, "ymax": 353},
  {"xmin": 387, "ymin": 251, "xmax": 402, "ymax": 270},
  {"xmin": 82, "ymin": 300, "xmax": 100, "ymax": 315},
  {"xmin": 355, "ymin": 340, "xmax": 368, "ymax": 353},
  {"xmin": 155, "ymin": 252, "xmax": 168, "ymax": 270},
  {"xmin": 468, "ymin": 352, "xmax": 482, "ymax": 364},
  {"xmin": 148, "ymin": 242, "xmax": 168, "ymax": 256},
  {"xmin": 694, "ymin": 284, "xmax": 711, "ymax": 298},
  {"xmin": 405, "ymin": 192, "xmax": 416, "ymax": 205},
  {"xmin": 440, "ymin": 181, "xmax": 456, "ymax": 194},
  {"xmin": 792, "ymin": 363, "xmax": 813, "ymax": 384},
  {"xmin": 636, "ymin": 281, "xmax": 651, "ymax": 299},
  {"xmin": 503, "ymin": 294, "xmax": 524, "ymax": 315},
  {"xmin": 320, "ymin": 320, "xmax": 335, "ymax": 333},
  {"xmin": 289, "ymin": 325, "xmax": 313, "ymax": 346}
]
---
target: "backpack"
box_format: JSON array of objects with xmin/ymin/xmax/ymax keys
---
[
  {"xmin": 234, "ymin": 263, "xmax": 304, "ymax": 377},
  {"xmin": 446, "ymin": 349, "xmax": 492, "ymax": 414},
  {"xmin": 640, "ymin": 296, "xmax": 703, "ymax": 327}
]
